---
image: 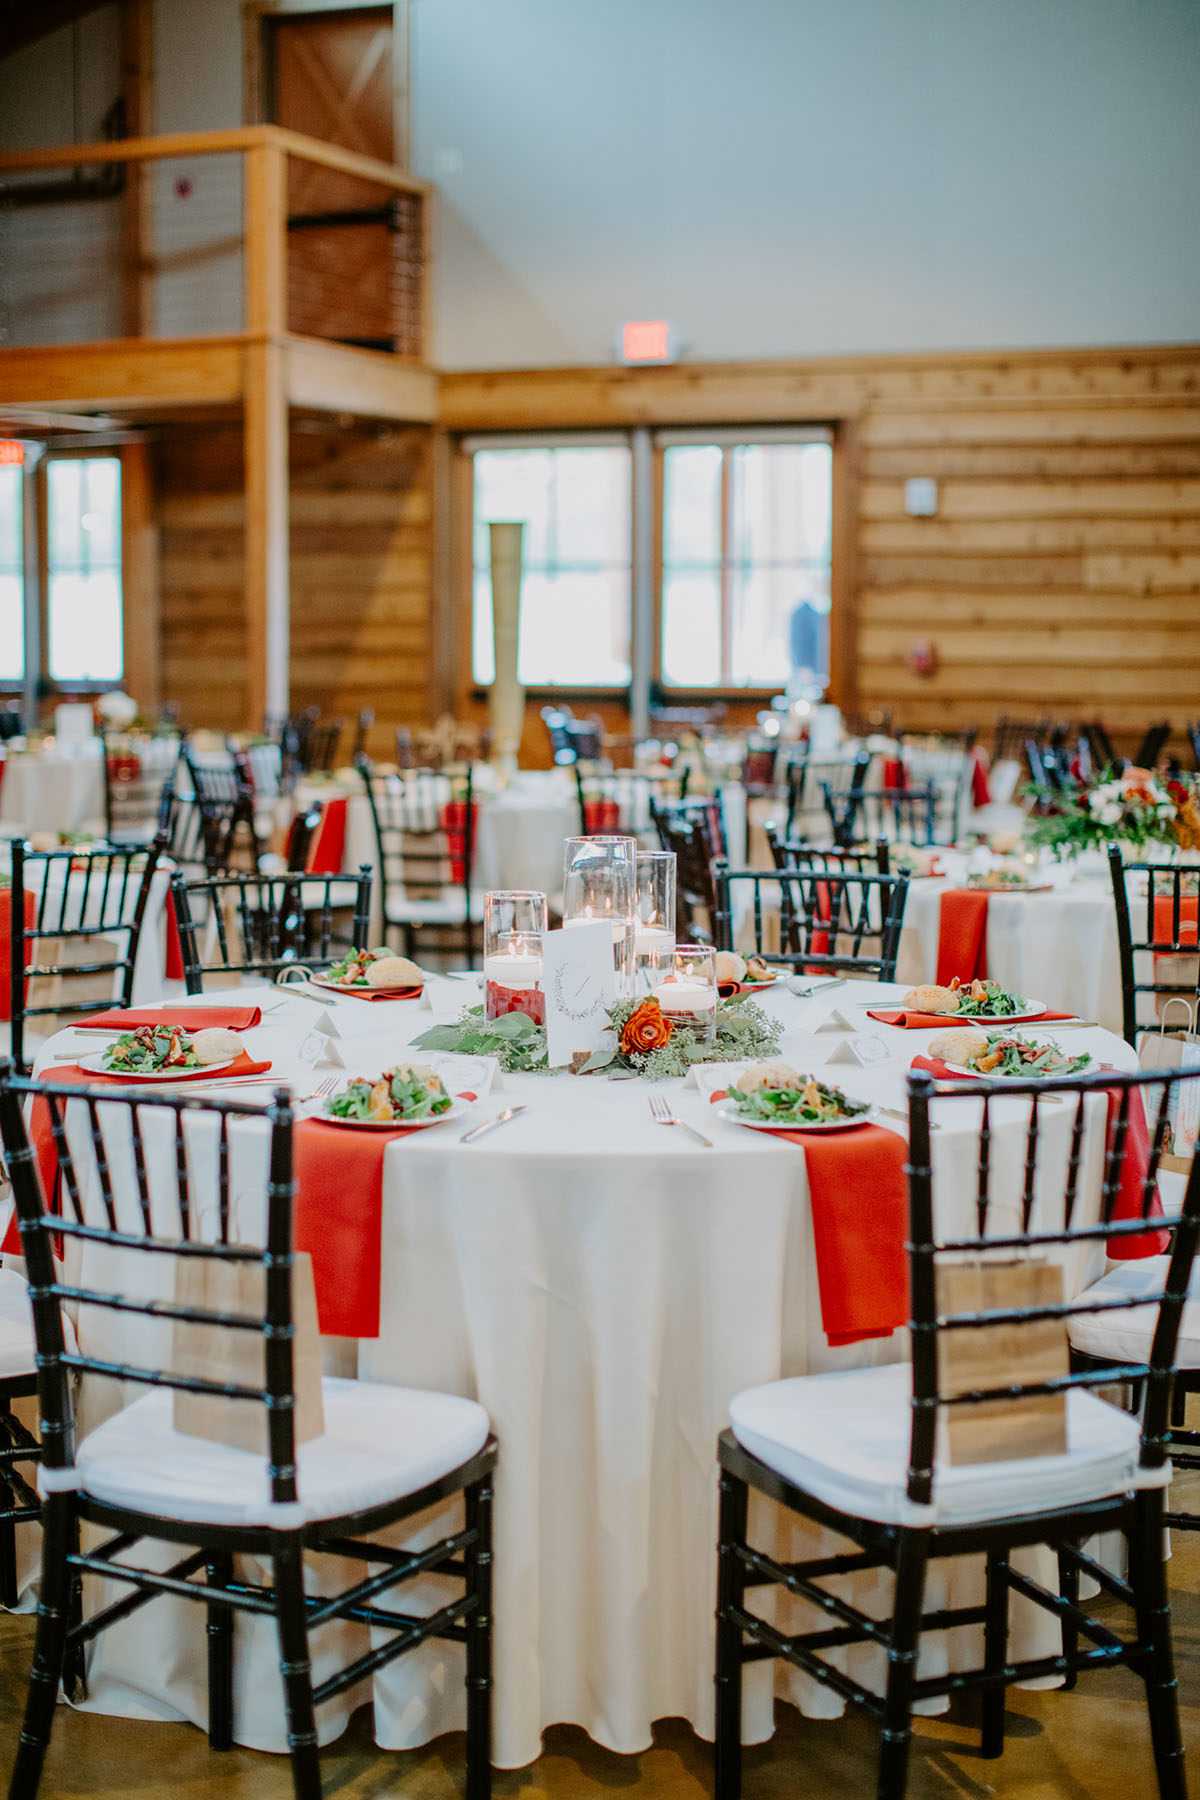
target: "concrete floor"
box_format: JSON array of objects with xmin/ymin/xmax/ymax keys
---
[{"xmin": 2, "ymin": 1503, "xmax": 1198, "ymax": 1800}]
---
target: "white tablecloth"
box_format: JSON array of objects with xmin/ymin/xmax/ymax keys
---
[
  {"xmin": 23, "ymin": 980, "xmax": 1141, "ymax": 1766},
  {"xmin": 0, "ymin": 745, "xmax": 106, "ymax": 836},
  {"xmin": 895, "ymin": 851, "xmax": 1125, "ymax": 1033}
]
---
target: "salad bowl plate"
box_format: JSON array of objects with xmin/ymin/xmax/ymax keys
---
[
  {"xmin": 713, "ymin": 1098, "xmax": 873, "ymax": 1134},
  {"xmin": 318, "ymin": 1096, "xmax": 471, "ymax": 1130}
]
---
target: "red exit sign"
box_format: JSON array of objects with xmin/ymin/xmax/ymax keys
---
[
  {"xmin": 0, "ymin": 441, "xmax": 25, "ymax": 466},
  {"xmin": 619, "ymin": 320, "xmax": 677, "ymax": 364}
]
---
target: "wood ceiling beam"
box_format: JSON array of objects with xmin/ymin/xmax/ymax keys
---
[{"xmin": 0, "ymin": 0, "xmax": 111, "ymax": 59}]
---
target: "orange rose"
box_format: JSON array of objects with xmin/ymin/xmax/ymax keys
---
[{"xmin": 620, "ymin": 999, "xmax": 673, "ymax": 1056}]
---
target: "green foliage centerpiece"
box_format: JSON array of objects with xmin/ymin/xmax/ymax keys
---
[{"xmin": 413, "ymin": 992, "xmax": 783, "ymax": 1081}]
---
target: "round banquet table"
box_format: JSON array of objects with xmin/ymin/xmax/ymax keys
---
[
  {"xmin": 894, "ymin": 850, "xmax": 1128, "ymax": 1034},
  {"xmin": 0, "ymin": 743, "xmax": 106, "ymax": 837},
  {"xmin": 23, "ymin": 980, "xmax": 1146, "ymax": 1767}
]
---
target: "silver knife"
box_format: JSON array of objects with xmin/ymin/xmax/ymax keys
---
[{"xmin": 460, "ymin": 1105, "xmax": 527, "ymax": 1144}]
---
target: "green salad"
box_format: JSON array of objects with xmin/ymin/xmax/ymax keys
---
[
  {"xmin": 730, "ymin": 1071, "xmax": 870, "ymax": 1126},
  {"xmin": 949, "ymin": 978, "xmax": 1027, "ymax": 1017},
  {"xmin": 324, "ymin": 948, "xmax": 389, "ymax": 987},
  {"xmin": 955, "ymin": 1032, "xmax": 1091, "ymax": 1078},
  {"xmin": 327, "ymin": 1063, "xmax": 452, "ymax": 1124},
  {"xmin": 103, "ymin": 1026, "xmax": 200, "ymax": 1074}
]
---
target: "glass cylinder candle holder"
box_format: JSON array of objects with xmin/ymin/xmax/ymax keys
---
[
  {"xmin": 483, "ymin": 890, "xmax": 548, "ymax": 1025},
  {"xmin": 652, "ymin": 943, "xmax": 718, "ymax": 1048},
  {"xmin": 634, "ymin": 850, "xmax": 676, "ymax": 994},
  {"xmin": 561, "ymin": 835, "xmax": 638, "ymax": 995}
]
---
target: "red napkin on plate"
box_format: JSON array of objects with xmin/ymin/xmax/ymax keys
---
[
  {"xmin": 909, "ymin": 1054, "xmax": 1168, "ymax": 1260},
  {"xmin": 305, "ymin": 796, "xmax": 348, "ymax": 875},
  {"xmin": 936, "ymin": 890, "xmax": 989, "ymax": 985},
  {"xmin": 708, "ymin": 1091, "xmax": 909, "ymax": 1345},
  {"xmin": 971, "ymin": 747, "xmax": 991, "ymax": 807},
  {"xmin": 867, "ymin": 1007, "xmax": 1078, "ymax": 1029},
  {"xmin": 76, "ymin": 1005, "xmax": 264, "ymax": 1032},
  {"xmin": 321, "ymin": 983, "xmax": 423, "ymax": 1003},
  {"xmin": 0, "ymin": 888, "xmax": 35, "ymax": 1024},
  {"xmin": 293, "ymin": 1120, "xmax": 427, "ymax": 1337}
]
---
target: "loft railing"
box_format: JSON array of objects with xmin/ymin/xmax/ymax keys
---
[{"xmin": 0, "ymin": 126, "xmax": 430, "ymax": 362}]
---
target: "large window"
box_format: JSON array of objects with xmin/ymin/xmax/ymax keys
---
[
  {"xmin": 661, "ymin": 439, "xmax": 832, "ymax": 689},
  {"xmin": 0, "ymin": 453, "xmax": 124, "ymax": 692},
  {"xmin": 471, "ymin": 444, "xmax": 632, "ymax": 687},
  {"xmin": 466, "ymin": 431, "xmax": 832, "ymax": 697},
  {"xmin": 0, "ymin": 466, "xmax": 23, "ymax": 685},
  {"xmin": 46, "ymin": 457, "xmax": 123, "ymax": 682}
]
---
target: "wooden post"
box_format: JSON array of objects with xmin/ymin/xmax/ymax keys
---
[
  {"xmin": 120, "ymin": 440, "xmax": 160, "ymax": 709},
  {"xmin": 243, "ymin": 140, "xmax": 289, "ymax": 725},
  {"xmin": 829, "ymin": 415, "xmax": 861, "ymax": 722},
  {"xmin": 119, "ymin": 0, "xmax": 155, "ymax": 339}
]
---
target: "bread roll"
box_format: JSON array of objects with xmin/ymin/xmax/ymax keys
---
[
  {"xmin": 191, "ymin": 1027, "xmax": 242, "ymax": 1065},
  {"xmin": 714, "ymin": 951, "xmax": 746, "ymax": 984},
  {"xmin": 927, "ymin": 1030, "xmax": 987, "ymax": 1065},
  {"xmin": 364, "ymin": 954, "xmax": 424, "ymax": 989},
  {"xmin": 734, "ymin": 1061, "xmax": 803, "ymax": 1094},
  {"xmin": 901, "ymin": 984, "xmax": 960, "ymax": 1014}
]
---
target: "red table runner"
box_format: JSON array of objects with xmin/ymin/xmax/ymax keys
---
[
  {"xmin": 910, "ymin": 1054, "xmax": 1167, "ymax": 1260},
  {"xmin": 936, "ymin": 889, "xmax": 989, "ymax": 985},
  {"xmin": 867, "ymin": 1007, "xmax": 1078, "ymax": 1029},
  {"xmin": 0, "ymin": 888, "xmax": 35, "ymax": 1024},
  {"xmin": 293, "ymin": 1119, "xmax": 422, "ymax": 1337}
]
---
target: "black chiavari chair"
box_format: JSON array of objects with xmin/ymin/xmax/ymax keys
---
[
  {"xmin": 993, "ymin": 715, "xmax": 1049, "ymax": 772},
  {"xmin": 170, "ymin": 867, "xmax": 372, "ymax": 992},
  {"xmin": 351, "ymin": 708, "xmax": 374, "ymax": 764},
  {"xmin": 358, "ymin": 761, "xmax": 479, "ymax": 963},
  {"xmin": 764, "ymin": 825, "xmax": 890, "ymax": 877},
  {"xmin": 716, "ymin": 1062, "xmax": 1200, "ymax": 1800},
  {"xmin": 1134, "ymin": 723, "xmax": 1173, "ymax": 771},
  {"xmin": 0, "ymin": 1067, "xmax": 497, "ymax": 1800},
  {"xmin": 712, "ymin": 860, "xmax": 909, "ymax": 982},
  {"xmin": 823, "ymin": 781, "xmax": 938, "ymax": 849},
  {"xmin": 183, "ymin": 750, "xmax": 263, "ymax": 870},
  {"xmin": 100, "ymin": 728, "xmax": 181, "ymax": 845},
  {"xmin": 1189, "ymin": 723, "xmax": 1200, "ymax": 773},
  {"xmin": 303, "ymin": 718, "xmax": 343, "ymax": 774},
  {"xmin": 784, "ymin": 750, "xmax": 871, "ymax": 839},
  {"xmin": 10, "ymin": 839, "xmax": 164, "ymax": 1074},
  {"xmin": 1108, "ymin": 847, "xmax": 1200, "ymax": 1047}
]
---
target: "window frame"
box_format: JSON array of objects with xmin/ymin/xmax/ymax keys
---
[
  {"xmin": 0, "ymin": 443, "xmax": 133, "ymax": 706},
  {"xmin": 454, "ymin": 423, "xmax": 846, "ymax": 714}
]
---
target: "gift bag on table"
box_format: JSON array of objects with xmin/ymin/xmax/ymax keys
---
[{"xmin": 1138, "ymin": 999, "xmax": 1200, "ymax": 1176}]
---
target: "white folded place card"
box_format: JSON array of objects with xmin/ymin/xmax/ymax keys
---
[
  {"xmin": 825, "ymin": 1034, "xmax": 891, "ymax": 1068},
  {"xmin": 422, "ymin": 979, "xmax": 474, "ymax": 1022},
  {"xmin": 814, "ymin": 1008, "xmax": 858, "ymax": 1034},
  {"xmin": 542, "ymin": 921, "xmax": 615, "ymax": 1069}
]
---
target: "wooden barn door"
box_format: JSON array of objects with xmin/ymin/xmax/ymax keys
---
[{"xmin": 262, "ymin": 5, "xmax": 419, "ymax": 352}]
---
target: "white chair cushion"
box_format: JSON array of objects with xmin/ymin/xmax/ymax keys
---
[
  {"xmin": 729, "ymin": 1361, "xmax": 1149, "ymax": 1528},
  {"xmin": 0, "ymin": 1266, "xmax": 77, "ymax": 1380},
  {"xmin": 75, "ymin": 1378, "xmax": 490, "ymax": 1527},
  {"xmin": 1068, "ymin": 1256, "xmax": 1200, "ymax": 1367}
]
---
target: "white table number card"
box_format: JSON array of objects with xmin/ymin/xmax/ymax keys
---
[{"xmin": 542, "ymin": 921, "xmax": 616, "ymax": 1068}]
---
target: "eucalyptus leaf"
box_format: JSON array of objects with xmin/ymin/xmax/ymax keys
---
[
  {"xmin": 412, "ymin": 1025, "xmax": 466, "ymax": 1050},
  {"xmin": 488, "ymin": 1011, "xmax": 540, "ymax": 1038},
  {"xmin": 578, "ymin": 1047, "xmax": 615, "ymax": 1073}
]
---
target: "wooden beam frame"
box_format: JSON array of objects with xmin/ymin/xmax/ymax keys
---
[{"xmin": 244, "ymin": 140, "xmax": 290, "ymax": 721}]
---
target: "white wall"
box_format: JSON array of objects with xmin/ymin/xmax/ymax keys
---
[{"xmin": 3, "ymin": 0, "xmax": 1198, "ymax": 365}]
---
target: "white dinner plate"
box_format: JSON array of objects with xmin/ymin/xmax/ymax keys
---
[
  {"xmin": 80, "ymin": 1053, "xmax": 241, "ymax": 1081},
  {"xmin": 318, "ymin": 1096, "xmax": 470, "ymax": 1130},
  {"xmin": 307, "ymin": 975, "xmax": 425, "ymax": 999},
  {"xmin": 941, "ymin": 1052, "xmax": 1092, "ymax": 1081},
  {"xmin": 943, "ymin": 998, "xmax": 1048, "ymax": 1024},
  {"xmin": 965, "ymin": 882, "xmax": 1054, "ymax": 895},
  {"xmin": 714, "ymin": 1097, "xmax": 873, "ymax": 1134}
]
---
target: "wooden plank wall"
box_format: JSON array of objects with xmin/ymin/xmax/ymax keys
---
[
  {"xmin": 440, "ymin": 345, "xmax": 1200, "ymax": 755},
  {"xmin": 157, "ymin": 420, "xmax": 432, "ymax": 750}
]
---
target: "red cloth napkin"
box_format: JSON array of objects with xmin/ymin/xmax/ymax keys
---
[
  {"xmin": 583, "ymin": 798, "xmax": 621, "ymax": 834},
  {"xmin": 971, "ymin": 747, "xmax": 991, "ymax": 807},
  {"xmin": 294, "ymin": 1120, "xmax": 424, "ymax": 1337},
  {"xmin": 787, "ymin": 1125, "xmax": 911, "ymax": 1345},
  {"xmin": 867, "ymin": 1007, "xmax": 1078, "ymax": 1029},
  {"xmin": 910, "ymin": 1054, "xmax": 1167, "ymax": 1260},
  {"xmin": 936, "ymin": 889, "xmax": 989, "ymax": 985},
  {"xmin": 882, "ymin": 756, "xmax": 907, "ymax": 790},
  {"xmin": 708, "ymin": 1091, "xmax": 909, "ymax": 1345},
  {"xmin": 1151, "ymin": 894, "xmax": 1198, "ymax": 947},
  {"xmin": 441, "ymin": 801, "xmax": 479, "ymax": 885},
  {"xmin": 164, "ymin": 887, "xmax": 185, "ymax": 982},
  {"xmin": 0, "ymin": 888, "xmax": 35, "ymax": 1024},
  {"xmin": 322, "ymin": 983, "xmax": 423, "ymax": 1003},
  {"xmin": 305, "ymin": 797, "xmax": 348, "ymax": 875},
  {"xmin": 75, "ymin": 1005, "xmax": 264, "ymax": 1031}
]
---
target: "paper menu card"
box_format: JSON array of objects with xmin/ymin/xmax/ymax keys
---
[{"xmin": 542, "ymin": 921, "xmax": 615, "ymax": 1068}]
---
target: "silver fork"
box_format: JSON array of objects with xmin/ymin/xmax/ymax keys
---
[{"xmin": 648, "ymin": 1093, "xmax": 712, "ymax": 1148}]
